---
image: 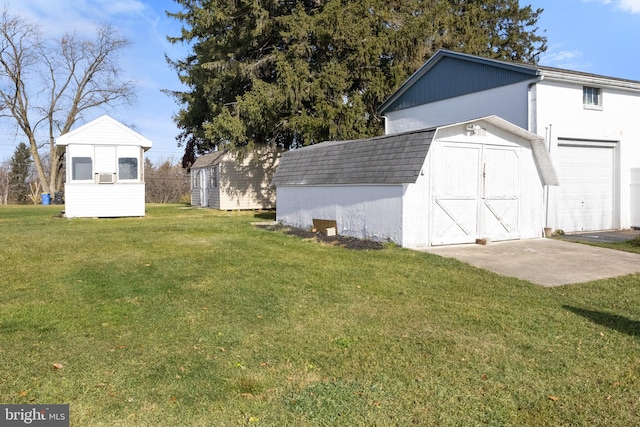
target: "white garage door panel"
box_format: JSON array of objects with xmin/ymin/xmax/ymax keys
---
[{"xmin": 556, "ymin": 144, "xmax": 614, "ymax": 232}]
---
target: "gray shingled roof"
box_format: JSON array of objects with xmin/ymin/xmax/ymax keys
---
[
  {"xmin": 191, "ymin": 151, "xmax": 226, "ymax": 169},
  {"xmin": 272, "ymin": 129, "xmax": 435, "ymax": 186}
]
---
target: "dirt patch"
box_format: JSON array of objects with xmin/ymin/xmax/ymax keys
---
[{"xmin": 256, "ymin": 223, "xmax": 384, "ymax": 250}]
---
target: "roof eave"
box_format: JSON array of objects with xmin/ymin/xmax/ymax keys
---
[{"xmin": 539, "ymin": 69, "xmax": 640, "ymax": 92}]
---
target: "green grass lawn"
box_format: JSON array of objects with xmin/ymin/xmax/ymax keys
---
[{"xmin": 1, "ymin": 204, "xmax": 639, "ymax": 426}]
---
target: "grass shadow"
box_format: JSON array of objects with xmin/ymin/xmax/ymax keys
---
[{"xmin": 564, "ymin": 305, "xmax": 640, "ymax": 337}]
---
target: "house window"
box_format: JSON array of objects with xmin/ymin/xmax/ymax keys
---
[
  {"xmin": 193, "ymin": 171, "xmax": 199, "ymax": 188},
  {"xmin": 72, "ymin": 157, "xmax": 92, "ymax": 180},
  {"xmin": 118, "ymin": 157, "xmax": 138, "ymax": 180},
  {"xmin": 583, "ymin": 86, "xmax": 602, "ymax": 109}
]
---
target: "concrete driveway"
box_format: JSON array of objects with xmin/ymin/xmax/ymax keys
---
[
  {"xmin": 423, "ymin": 237, "xmax": 640, "ymax": 287},
  {"xmin": 558, "ymin": 229, "xmax": 640, "ymax": 244}
]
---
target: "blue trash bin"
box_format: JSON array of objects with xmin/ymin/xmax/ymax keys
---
[{"xmin": 42, "ymin": 193, "xmax": 51, "ymax": 205}]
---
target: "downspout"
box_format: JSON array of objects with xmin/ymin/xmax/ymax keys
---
[{"xmin": 527, "ymin": 75, "xmax": 543, "ymax": 133}]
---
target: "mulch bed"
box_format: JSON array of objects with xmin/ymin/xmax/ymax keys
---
[{"xmin": 256, "ymin": 223, "xmax": 384, "ymax": 250}]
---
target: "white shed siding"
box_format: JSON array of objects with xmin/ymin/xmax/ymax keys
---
[
  {"xmin": 67, "ymin": 144, "xmax": 94, "ymax": 160},
  {"xmin": 384, "ymin": 82, "xmax": 529, "ymax": 134},
  {"xmin": 276, "ymin": 185, "xmax": 404, "ymax": 243},
  {"xmin": 401, "ymin": 168, "xmax": 431, "ymax": 248},
  {"xmin": 95, "ymin": 146, "xmax": 116, "ymax": 173},
  {"xmin": 535, "ymin": 79, "xmax": 640, "ymax": 230},
  {"xmin": 64, "ymin": 183, "xmax": 145, "ymax": 218},
  {"xmin": 218, "ymin": 157, "xmax": 276, "ymax": 210},
  {"xmin": 63, "ymin": 117, "xmax": 151, "ymax": 147},
  {"xmin": 209, "ymin": 167, "xmax": 221, "ymax": 208},
  {"xmin": 190, "ymin": 170, "xmax": 201, "ymax": 206}
]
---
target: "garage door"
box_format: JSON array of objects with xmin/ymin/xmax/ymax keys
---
[
  {"xmin": 555, "ymin": 142, "xmax": 615, "ymax": 232},
  {"xmin": 431, "ymin": 143, "xmax": 521, "ymax": 245}
]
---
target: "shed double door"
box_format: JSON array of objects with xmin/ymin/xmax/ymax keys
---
[{"xmin": 432, "ymin": 142, "xmax": 521, "ymax": 246}]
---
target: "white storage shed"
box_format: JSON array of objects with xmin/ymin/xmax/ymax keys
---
[
  {"xmin": 272, "ymin": 116, "xmax": 557, "ymax": 248},
  {"xmin": 190, "ymin": 148, "xmax": 280, "ymax": 210},
  {"xmin": 56, "ymin": 115, "xmax": 152, "ymax": 218}
]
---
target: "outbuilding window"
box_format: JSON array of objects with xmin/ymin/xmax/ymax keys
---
[
  {"xmin": 118, "ymin": 157, "xmax": 138, "ymax": 180},
  {"xmin": 210, "ymin": 165, "xmax": 219, "ymax": 188},
  {"xmin": 72, "ymin": 157, "xmax": 93, "ymax": 180},
  {"xmin": 583, "ymin": 86, "xmax": 602, "ymax": 109}
]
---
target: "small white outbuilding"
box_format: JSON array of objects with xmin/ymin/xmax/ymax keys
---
[
  {"xmin": 272, "ymin": 116, "xmax": 558, "ymax": 249},
  {"xmin": 56, "ymin": 115, "xmax": 152, "ymax": 218}
]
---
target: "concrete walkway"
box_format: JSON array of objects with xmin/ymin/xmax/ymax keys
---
[
  {"xmin": 558, "ymin": 229, "xmax": 640, "ymax": 244},
  {"xmin": 423, "ymin": 238, "xmax": 640, "ymax": 287}
]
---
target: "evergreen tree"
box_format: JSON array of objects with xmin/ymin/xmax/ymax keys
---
[
  {"xmin": 9, "ymin": 142, "xmax": 32, "ymax": 204},
  {"xmin": 166, "ymin": 0, "xmax": 546, "ymax": 167}
]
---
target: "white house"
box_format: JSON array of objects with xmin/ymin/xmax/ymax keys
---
[
  {"xmin": 377, "ymin": 49, "xmax": 640, "ymax": 233},
  {"xmin": 56, "ymin": 115, "xmax": 152, "ymax": 218},
  {"xmin": 272, "ymin": 116, "xmax": 557, "ymax": 248},
  {"xmin": 190, "ymin": 148, "xmax": 280, "ymax": 210}
]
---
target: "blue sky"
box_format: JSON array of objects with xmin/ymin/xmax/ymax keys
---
[
  {"xmin": 535, "ymin": 0, "xmax": 640, "ymax": 78},
  {"xmin": 0, "ymin": 0, "xmax": 638, "ymax": 165},
  {"xmin": 0, "ymin": 0, "xmax": 188, "ymax": 165}
]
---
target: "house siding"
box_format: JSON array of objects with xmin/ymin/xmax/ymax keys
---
[
  {"xmin": 632, "ymin": 169, "xmax": 640, "ymax": 228},
  {"xmin": 385, "ymin": 82, "xmax": 531, "ymax": 134},
  {"xmin": 535, "ymin": 79, "xmax": 640, "ymax": 230},
  {"xmin": 385, "ymin": 56, "xmax": 536, "ymax": 112}
]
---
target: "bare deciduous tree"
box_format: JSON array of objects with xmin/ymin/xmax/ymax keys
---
[
  {"xmin": 0, "ymin": 8, "xmax": 136, "ymax": 194},
  {"xmin": 145, "ymin": 158, "xmax": 190, "ymax": 204}
]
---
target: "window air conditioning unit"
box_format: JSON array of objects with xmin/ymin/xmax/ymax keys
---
[{"xmin": 98, "ymin": 173, "xmax": 115, "ymax": 184}]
